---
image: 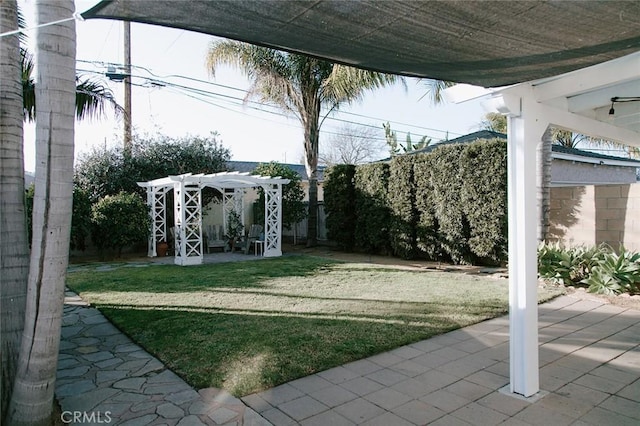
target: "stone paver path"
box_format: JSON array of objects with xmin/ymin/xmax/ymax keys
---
[{"xmin": 57, "ymin": 291, "xmax": 271, "ymax": 425}]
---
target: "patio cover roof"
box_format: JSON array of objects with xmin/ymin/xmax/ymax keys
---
[{"xmin": 82, "ymin": 0, "xmax": 640, "ymax": 88}]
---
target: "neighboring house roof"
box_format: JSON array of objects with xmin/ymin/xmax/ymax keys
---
[
  {"xmin": 409, "ymin": 130, "xmax": 507, "ymax": 156},
  {"xmin": 226, "ymin": 161, "xmax": 326, "ymax": 182},
  {"xmin": 551, "ymin": 144, "xmax": 640, "ymax": 167},
  {"xmin": 409, "ymin": 130, "xmax": 640, "ymax": 168}
]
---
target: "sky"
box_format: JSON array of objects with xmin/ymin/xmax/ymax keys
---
[{"xmin": 20, "ymin": 0, "xmax": 488, "ymax": 172}]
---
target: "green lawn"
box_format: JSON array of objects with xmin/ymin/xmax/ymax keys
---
[{"xmin": 66, "ymin": 255, "xmax": 563, "ymax": 396}]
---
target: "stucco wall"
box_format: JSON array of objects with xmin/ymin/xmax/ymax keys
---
[
  {"xmin": 551, "ymin": 159, "xmax": 638, "ymax": 186},
  {"xmin": 549, "ymin": 183, "xmax": 640, "ymax": 251}
]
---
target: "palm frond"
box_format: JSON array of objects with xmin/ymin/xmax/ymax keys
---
[
  {"xmin": 17, "ymin": 4, "xmax": 27, "ymax": 44},
  {"xmin": 21, "ymin": 48, "xmax": 36, "ymax": 121},
  {"xmin": 322, "ymin": 65, "xmax": 402, "ymax": 104},
  {"xmin": 420, "ymin": 79, "xmax": 456, "ymax": 105},
  {"xmin": 207, "ymin": 40, "xmax": 304, "ymax": 115},
  {"xmin": 75, "ymin": 76, "xmax": 123, "ymax": 120}
]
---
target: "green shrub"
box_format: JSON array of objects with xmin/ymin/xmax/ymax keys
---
[
  {"xmin": 460, "ymin": 139, "xmax": 507, "ymax": 264},
  {"xmin": 251, "ymin": 162, "xmax": 307, "ymax": 230},
  {"xmin": 324, "ymin": 165, "xmax": 356, "ymax": 251},
  {"xmin": 354, "ymin": 163, "xmax": 390, "ymax": 254},
  {"xmin": 91, "ymin": 192, "xmax": 150, "ymax": 255},
  {"xmin": 429, "ymin": 144, "xmax": 471, "ymax": 264},
  {"xmin": 25, "ymin": 184, "xmax": 93, "ymax": 251},
  {"xmin": 388, "ymin": 155, "xmax": 417, "ymax": 259},
  {"xmin": 413, "ymin": 153, "xmax": 442, "ymax": 260},
  {"xmin": 582, "ymin": 247, "xmax": 640, "ymax": 295},
  {"xmin": 538, "ymin": 242, "xmax": 640, "ymax": 295},
  {"xmin": 70, "ymin": 187, "xmax": 93, "ymax": 250}
]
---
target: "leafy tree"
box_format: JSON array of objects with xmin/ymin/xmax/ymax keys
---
[
  {"xmin": 320, "ymin": 124, "xmax": 384, "ymax": 165},
  {"xmin": 251, "ymin": 162, "xmax": 306, "ymax": 231},
  {"xmin": 75, "ymin": 132, "xmax": 231, "ymax": 203},
  {"xmin": 207, "ymin": 41, "xmax": 400, "ymax": 246},
  {"xmin": 91, "ymin": 192, "xmax": 151, "ymax": 256},
  {"xmin": 25, "ymin": 185, "xmax": 93, "ymax": 251}
]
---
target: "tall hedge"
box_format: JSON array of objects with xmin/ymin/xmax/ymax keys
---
[
  {"xmin": 324, "ymin": 164, "xmax": 356, "ymax": 251},
  {"xmin": 354, "ymin": 163, "xmax": 390, "ymax": 253},
  {"xmin": 388, "ymin": 156, "xmax": 417, "ymax": 259},
  {"xmin": 414, "ymin": 153, "xmax": 442, "ymax": 260},
  {"xmin": 460, "ymin": 139, "xmax": 508, "ymax": 264},
  {"xmin": 429, "ymin": 144, "xmax": 472, "ymax": 264}
]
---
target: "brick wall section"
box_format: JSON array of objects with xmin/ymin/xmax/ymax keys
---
[{"xmin": 549, "ymin": 183, "xmax": 640, "ymax": 250}]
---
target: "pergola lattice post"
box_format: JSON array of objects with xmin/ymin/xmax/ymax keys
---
[
  {"xmin": 145, "ymin": 185, "xmax": 170, "ymax": 257},
  {"xmin": 174, "ymin": 181, "xmax": 203, "ymax": 266},
  {"xmin": 263, "ymin": 183, "xmax": 283, "ymax": 257}
]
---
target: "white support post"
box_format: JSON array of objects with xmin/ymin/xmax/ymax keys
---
[
  {"xmin": 174, "ymin": 181, "xmax": 203, "ymax": 265},
  {"xmin": 146, "ymin": 186, "xmax": 156, "ymax": 257},
  {"xmin": 145, "ymin": 186, "xmax": 168, "ymax": 257},
  {"xmin": 263, "ymin": 183, "xmax": 283, "ymax": 257},
  {"xmin": 506, "ymin": 93, "xmax": 547, "ymax": 398}
]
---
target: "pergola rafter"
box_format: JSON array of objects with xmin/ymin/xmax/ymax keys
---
[{"xmin": 138, "ymin": 172, "xmax": 290, "ymax": 265}]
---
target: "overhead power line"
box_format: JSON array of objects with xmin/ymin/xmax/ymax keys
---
[{"xmin": 77, "ymin": 60, "xmax": 461, "ymax": 141}]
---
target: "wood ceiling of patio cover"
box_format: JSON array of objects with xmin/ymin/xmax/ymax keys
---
[
  {"xmin": 83, "ymin": 0, "xmax": 640, "ymax": 88},
  {"xmin": 137, "ymin": 172, "xmax": 290, "ymax": 189}
]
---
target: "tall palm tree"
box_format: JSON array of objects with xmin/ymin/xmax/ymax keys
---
[
  {"xmin": 0, "ymin": 0, "xmax": 29, "ymax": 417},
  {"xmin": 206, "ymin": 41, "xmax": 400, "ymax": 246},
  {"xmin": 1, "ymin": 6, "xmax": 120, "ymax": 418},
  {"xmin": 7, "ymin": 0, "xmax": 76, "ymax": 423}
]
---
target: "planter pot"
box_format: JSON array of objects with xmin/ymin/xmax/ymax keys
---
[{"xmin": 156, "ymin": 242, "xmax": 169, "ymax": 257}]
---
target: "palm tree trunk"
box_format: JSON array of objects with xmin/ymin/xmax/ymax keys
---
[
  {"xmin": 303, "ymin": 98, "xmax": 320, "ymax": 247},
  {"xmin": 537, "ymin": 127, "xmax": 553, "ymax": 242},
  {"xmin": 7, "ymin": 1, "xmax": 76, "ymax": 424},
  {"xmin": 1, "ymin": 0, "xmax": 29, "ymax": 418}
]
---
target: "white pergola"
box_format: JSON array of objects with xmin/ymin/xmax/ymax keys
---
[{"xmin": 137, "ymin": 172, "xmax": 290, "ymax": 266}]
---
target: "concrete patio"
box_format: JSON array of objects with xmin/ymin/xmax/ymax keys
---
[{"xmin": 242, "ymin": 294, "xmax": 639, "ymax": 425}]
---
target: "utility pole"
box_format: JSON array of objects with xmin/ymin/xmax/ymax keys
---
[{"xmin": 123, "ymin": 20, "xmax": 132, "ymax": 152}]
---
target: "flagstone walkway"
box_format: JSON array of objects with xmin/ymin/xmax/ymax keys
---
[{"xmin": 56, "ymin": 291, "xmax": 271, "ymax": 425}]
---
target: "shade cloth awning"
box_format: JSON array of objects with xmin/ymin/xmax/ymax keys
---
[{"xmin": 82, "ymin": 0, "xmax": 640, "ymax": 88}]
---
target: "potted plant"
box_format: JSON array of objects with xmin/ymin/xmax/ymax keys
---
[
  {"xmin": 225, "ymin": 210, "xmax": 244, "ymax": 252},
  {"xmin": 156, "ymin": 240, "xmax": 169, "ymax": 257}
]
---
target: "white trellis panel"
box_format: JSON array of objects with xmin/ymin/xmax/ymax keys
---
[
  {"xmin": 174, "ymin": 182, "xmax": 203, "ymax": 265},
  {"xmin": 222, "ymin": 188, "xmax": 245, "ymax": 234},
  {"xmin": 263, "ymin": 183, "xmax": 283, "ymax": 257},
  {"xmin": 146, "ymin": 186, "xmax": 170, "ymax": 257}
]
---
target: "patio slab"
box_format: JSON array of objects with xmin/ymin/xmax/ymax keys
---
[{"xmin": 245, "ymin": 294, "xmax": 640, "ymax": 425}]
